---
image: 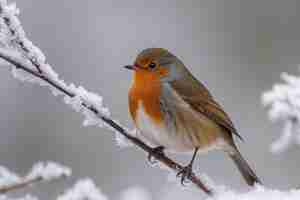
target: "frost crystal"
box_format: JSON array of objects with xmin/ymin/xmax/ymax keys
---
[
  {"xmin": 26, "ymin": 161, "xmax": 71, "ymax": 181},
  {"xmin": 0, "ymin": 194, "xmax": 38, "ymax": 200},
  {"xmin": 63, "ymin": 84, "xmax": 110, "ymax": 128},
  {"xmin": 0, "ymin": 161, "xmax": 70, "ymax": 200},
  {"xmin": 206, "ymin": 185, "xmax": 300, "ymax": 200},
  {"xmin": 115, "ymin": 128, "xmax": 136, "ymax": 148},
  {"xmin": 120, "ymin": 186, "xmax": 151, "ymax": 200},
  {"xmin": 0, "ymin": 166, "xmax": 20, "ymax": 188},
  {"xmin": 57, "ymin": 179, "xmax": 107, "ymax": 200},
  {"xmin": 263, "ymin": 69, "xmax": 300, "ymax": 153}
]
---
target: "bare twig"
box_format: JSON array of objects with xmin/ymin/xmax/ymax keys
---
[{"xmin": 0, "ymin": 1, "xmax": 213, "ymax": 196}]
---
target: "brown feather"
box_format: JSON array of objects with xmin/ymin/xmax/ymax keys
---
[{"xmin": 169, "ymin": 70, "xmax": 243, "ymax": 141}]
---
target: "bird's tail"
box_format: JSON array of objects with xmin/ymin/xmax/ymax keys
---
[{"xmin": 228, "ymin": 147, "xmax": 262, "ymax": 186}]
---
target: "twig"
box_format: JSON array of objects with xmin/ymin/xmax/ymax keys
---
[
  {"xmin": 0, "ymin": 176, "xmax": 42, "ymax": 194},
  {"xmin": 0, "ymin": 161, "xmax": 70, "ymax": 194},
  {"xmin": 0, "ymin": 175, "xmax": 67, "ymax": 194},
  {"xmin": 0, "ymin": 1, "xmax": 213, "ymax": 196}
]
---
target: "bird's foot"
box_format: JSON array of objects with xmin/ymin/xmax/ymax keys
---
[
  {"xmin": 147, "ymin": 146, "xmax": 165, "ymax": 164},
  {"xmin": 176, "ymin": 164, "xmax": 193, "ymax": 185}
]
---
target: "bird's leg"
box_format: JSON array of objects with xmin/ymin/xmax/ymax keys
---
[
  {"xmin": 148, "ymin": 146, "xmax": 165, "ymax": 164},
  {"xmin": 177, "ymin": 148, "xmax": 199, "ymax": 185}
]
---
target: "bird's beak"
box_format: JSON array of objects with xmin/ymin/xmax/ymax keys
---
[{"xmin": 124, "ymin": 65, "xmax": 136, "ymax": 70}]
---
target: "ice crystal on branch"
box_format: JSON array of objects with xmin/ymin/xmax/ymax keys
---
[
  {"xmin": 0, "ymin": 162, "xmax": 70, "ymax": 199},
  {"xmin": 0, "ymin": 166, "xmax": 21, "ymax": 189},
  {"xmin": 26, "ymin": 162, "xmax": 71, "ymax": 181},
  {"xmin": 0, "ymin": 195, "xmax": 38, "ymax": 200},
  {"xmin": 120, "ymin": 186, "xmax": 151, "ymax": 200},
  {"xmin": 206, "ymin": 186, "xmax": 300, "ymax": 200},
  {"xmin": 263, "ymin": 70, "xmax": 300, "ymax": 153},
  {"xmin": 57, "ymin": 179, "xmax": 107, "ymax": 200}
]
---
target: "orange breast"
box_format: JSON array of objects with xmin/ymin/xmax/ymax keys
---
[{"xmin": 128, "ymin": 69, "xmax": 163, "ymax": 125}]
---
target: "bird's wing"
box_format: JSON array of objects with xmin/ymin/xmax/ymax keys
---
[{"xmin": 170, "ymin": 76, "xmax": 243, "ymax": 141}]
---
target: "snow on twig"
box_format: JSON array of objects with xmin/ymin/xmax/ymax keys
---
[
  {"xmin": 263, "ymin": 70, "xmax": 300, "ymax": 153},
  {"xmin": 120, "ymin": 186, "xmax": 151, "ymax": 200},
  {"xmin": 0, "ymin": 195, "xmax": 38, "ymax": 200},
  {"xmin": 0, "ymin": 0, "xmax": 213, "ymax": 195},
  {"xmin": 0, "ymin": 161, "xmax": 71, "ymax": 194},
  {"xmin": 206, "ymin": 185, "xmax": 300, "ymax": 200},
  {"xmin": 57, "ymin": 179, "xmax": 107, "ymax": 200}
]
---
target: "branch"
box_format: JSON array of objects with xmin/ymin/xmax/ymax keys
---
[
  {"xmin": 0, "ymin": 1, "xmax": 213, "ymax": 195},
  {"xmin": 0, "ymin": 176, "xmax": 42, "ymax": 194},
  {"xmin": 0, "ymin": 162, "xmax": 71, "ymax": 194}
]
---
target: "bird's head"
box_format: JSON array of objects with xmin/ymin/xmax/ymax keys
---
[{"xmin": 125, "ymin": 48, "xmax": 186, "ymax": 83}]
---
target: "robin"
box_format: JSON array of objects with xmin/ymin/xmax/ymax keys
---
[{"xmin": 124, "ymin": 48, "xmax": 261, "ymax": 186}]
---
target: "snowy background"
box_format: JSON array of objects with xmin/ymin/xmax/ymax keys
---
[{"xmin": 0, "ymin": 0, "xmax": 300, "ymax": 199}]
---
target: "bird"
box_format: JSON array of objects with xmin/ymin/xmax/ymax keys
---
[{"xmin": 124, "ymin": 48, "xmax": 261, "ymax": 186}]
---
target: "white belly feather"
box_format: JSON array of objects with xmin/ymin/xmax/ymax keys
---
[{"xmin": 136, "ymin": 101, "xmax": 192, "ymax": 152}]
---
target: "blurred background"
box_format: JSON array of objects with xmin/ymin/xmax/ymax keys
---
[{"xmin": 1, "ymin": 0, "xmax": 300, "ymax": 199}]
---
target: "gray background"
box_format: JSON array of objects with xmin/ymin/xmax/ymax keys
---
[{"xmin": 1, "ymin": 0, "xmax": 300, "ymax": 199}]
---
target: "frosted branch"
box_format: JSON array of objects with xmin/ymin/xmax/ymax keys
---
[
  {"xmin": 262, "ymin": 70, "xmax": 300, "ymax": 153},
  {"xmin": 0, "ymin": 161, "xmax": 71, "ymax": 194},
  {"xmin": 0, "ymin": 0, "xmax": 213, "ymax": 195}
]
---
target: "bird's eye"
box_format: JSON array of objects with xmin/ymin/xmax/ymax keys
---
[{"xmin": 148, "ymin": 62, "xmax": 156, "ymax": 69}]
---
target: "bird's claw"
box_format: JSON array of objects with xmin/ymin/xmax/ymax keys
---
[
  {"xmin": 147, "ymin": 146, "xmax": 165, "ymax": 164},
  {"xmin": 177, "ymin": 164, "xmax": 193, "ymax": 185}
]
